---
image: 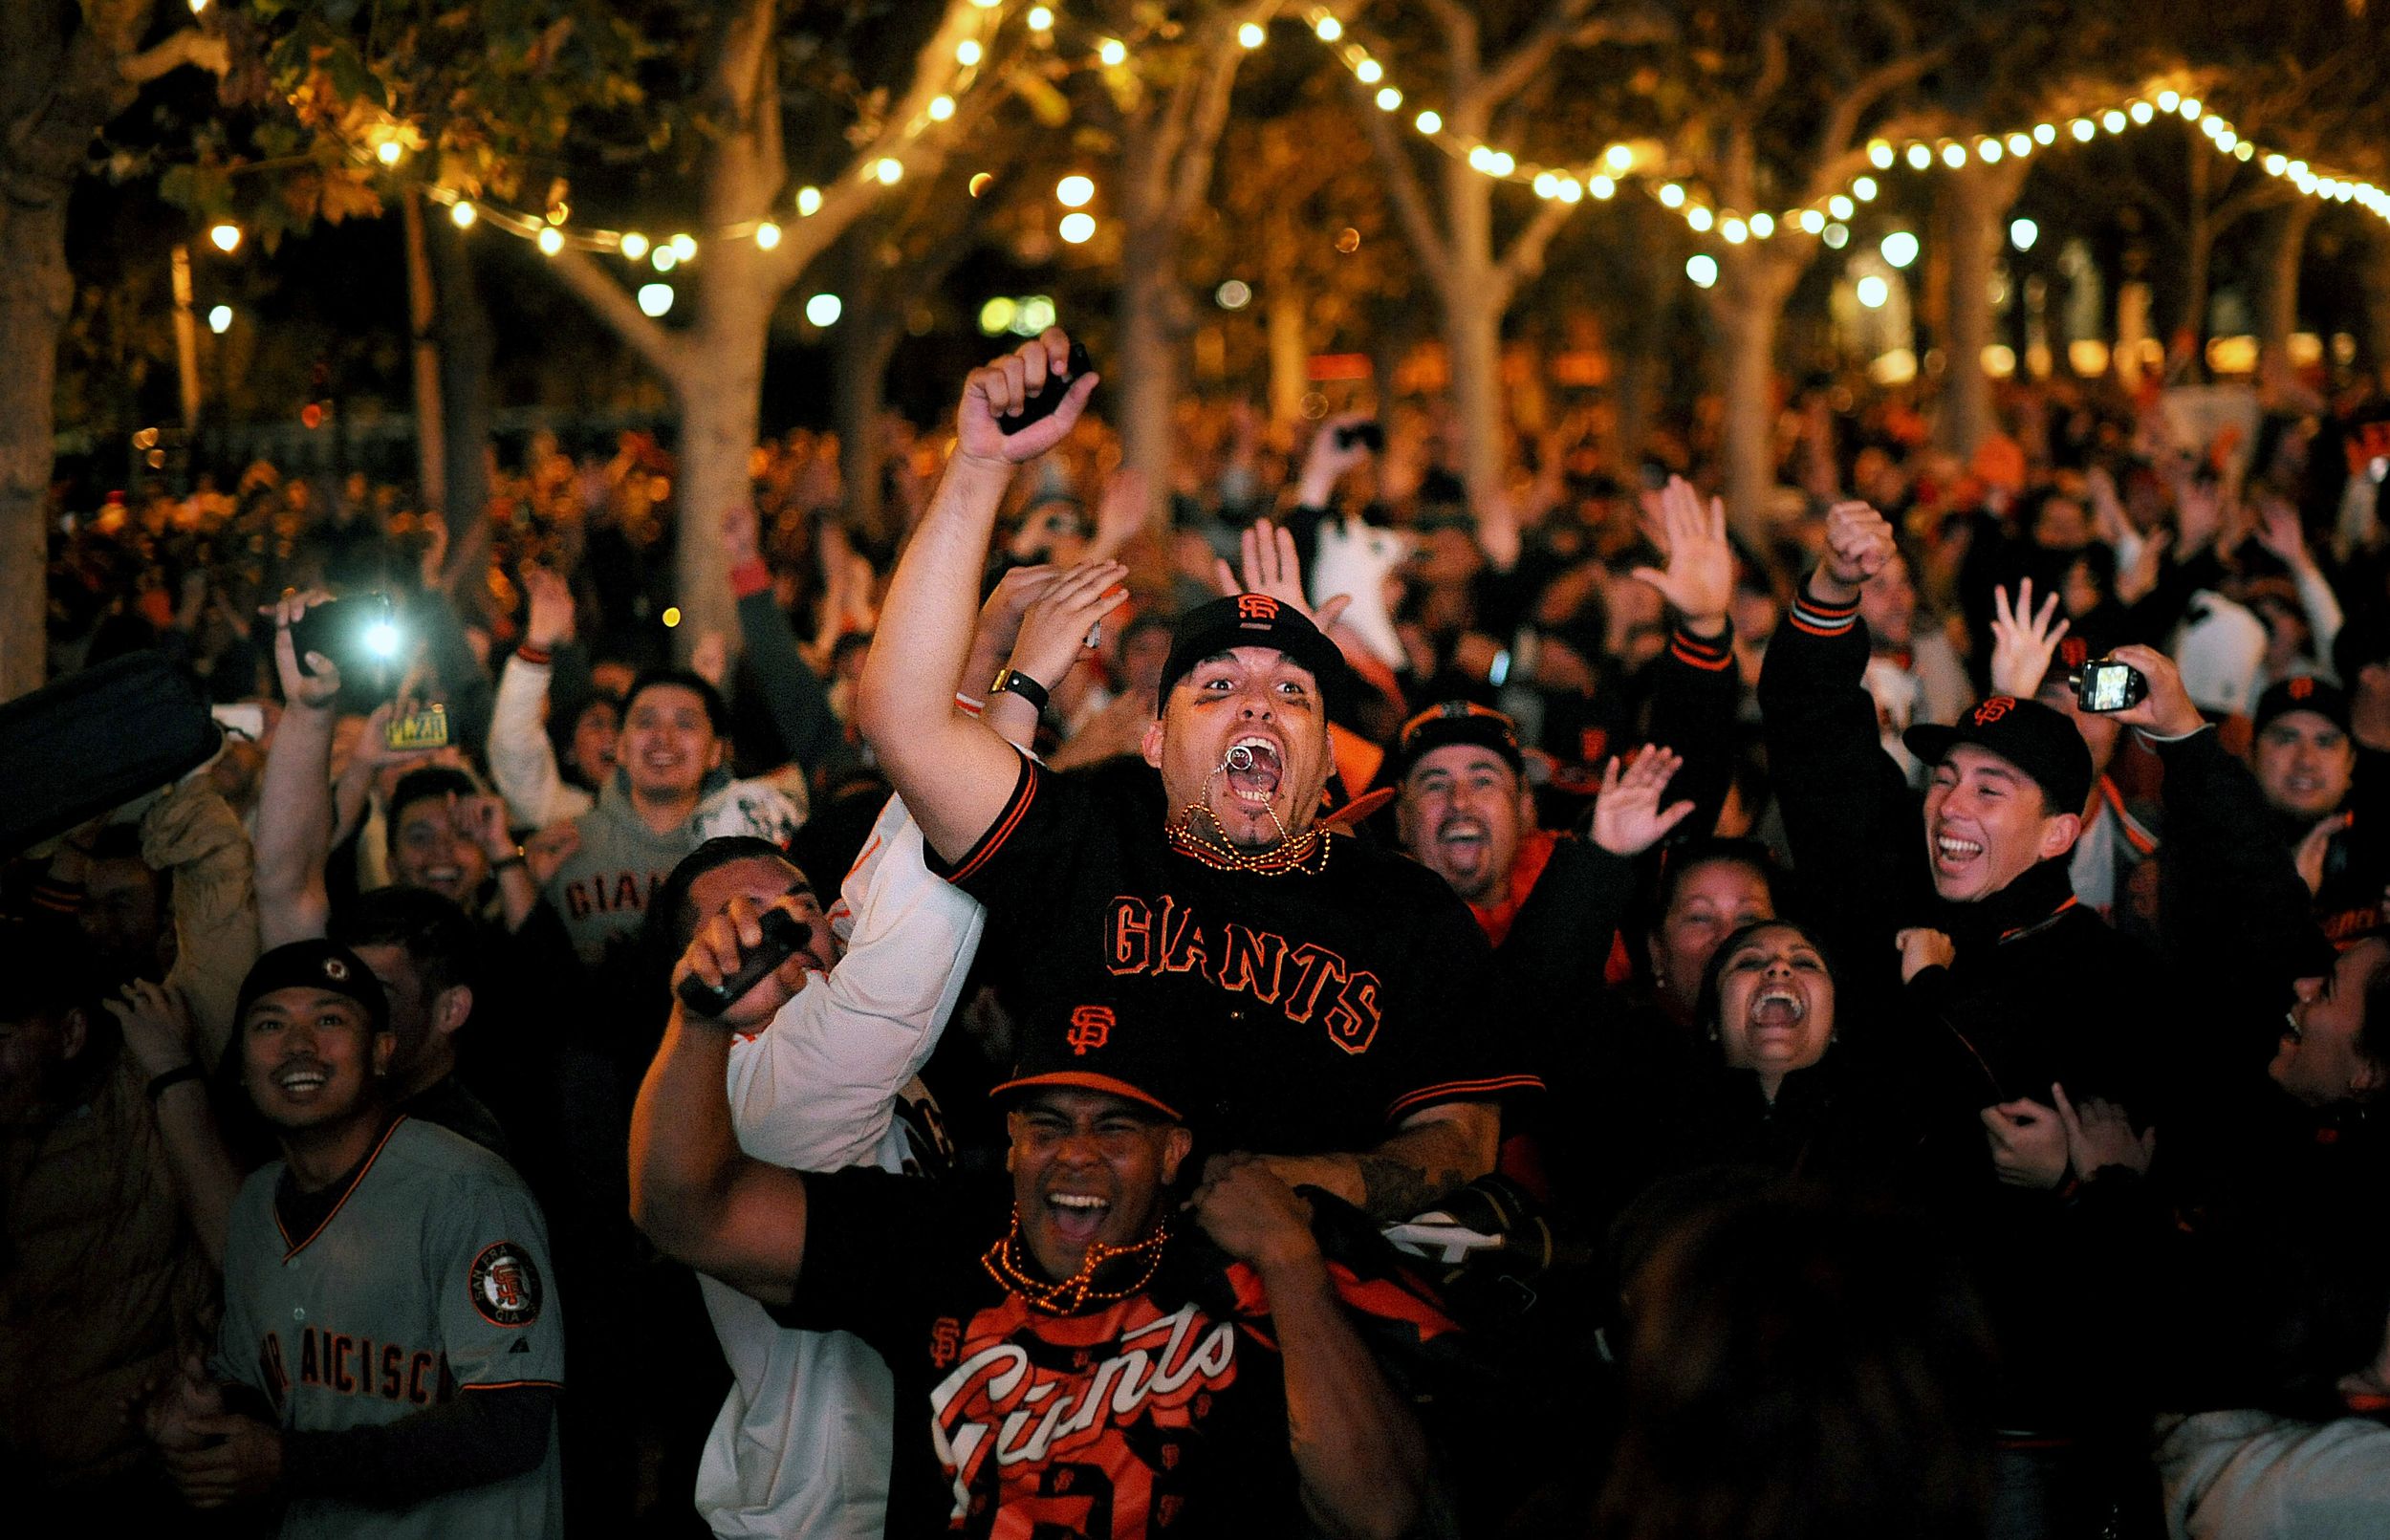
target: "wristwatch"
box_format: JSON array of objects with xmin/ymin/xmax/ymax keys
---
[{"xmin": 990, "ymin": 668, "xmax": 1051, "ymax": 713}]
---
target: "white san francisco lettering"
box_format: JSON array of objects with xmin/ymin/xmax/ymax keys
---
[{"xmin": 928, "ymin": 1302, "xmax": 1241, "ymax": 1491}]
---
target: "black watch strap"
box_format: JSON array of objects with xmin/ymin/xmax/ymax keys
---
[{"xmin": 992, "ymin": 669, "xmax": 1051, "ymax": 713}]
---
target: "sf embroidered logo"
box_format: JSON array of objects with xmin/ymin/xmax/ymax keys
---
[
  {"xmin": 1972, "ymin": 696, "xmax": 2017, "ymax": 726},
  {"xmin": 467, "ymin": 1242, "xmax": 544, "ymax": 1327},
  {"xmin": 929, "ymin": 1317, "xmax": 962, "ymax": 1368},
  {"xmin": 2289, "ymin": 676, "xmax": 2315, "ymax": 701},
  {"xmin": 1235, "ymin": 594, "xmax": 1280, "ymax": 622},
  {"xmin": 1067, "ymin": 1006, "xmax": 1115, "ymax": 1056}
]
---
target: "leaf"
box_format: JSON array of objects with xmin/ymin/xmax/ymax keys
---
[
  {"xmin": 323, "ymin": 43, "xmax": 387, "ymax": 109},
  {"xmin": 317, "ymin": 170, "xmax": 385, "ymax": 224}
]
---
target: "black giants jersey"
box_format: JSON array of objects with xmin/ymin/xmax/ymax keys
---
[
  {"xmin": 772, "ymin": 1169, "xmax": 1457, "ymax": 1539},
  {"xmin": 937, "ymin": 753, "xmax": 1541, "ymax": 1156}
]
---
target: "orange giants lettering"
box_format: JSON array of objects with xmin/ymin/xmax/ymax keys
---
[{"xmin": 1100, "ymin": 897, "xmax": 1380, "ymax": 1052}]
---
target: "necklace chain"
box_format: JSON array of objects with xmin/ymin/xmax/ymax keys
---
[
  {"xmin": 1166, "ymin": 798, "xmax": 1330, "ymax": 876},
  {"xmin": 983, "ymin": 1205, "xmax": 1170, "ymax": 1314}
]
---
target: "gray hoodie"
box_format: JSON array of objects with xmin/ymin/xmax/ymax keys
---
[{"xmin": 546, "ymin": 767, "xmax": 802, "ymax": 967}]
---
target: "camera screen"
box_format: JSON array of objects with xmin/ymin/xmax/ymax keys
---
[{"xmin": 2088, "ymin": 665, "xmax": 2130, "ymax": 712}]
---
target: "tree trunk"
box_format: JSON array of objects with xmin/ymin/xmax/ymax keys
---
[
  {"xmin": 2257, "ymin": 198, "xmax": 2318, "ymax": 395},
  {"xmin": 832, "ymin": 308, "xmax": 901, "ymax": 547},
  {"xmin": 432, "ymin": 212, "xmax": 493, "ymax": 613},
  {"xmin": 1937, "ymin": 158, "xmax": 2030, "ymax": 459},
  {"xmin": 2365, "ymin": 229, "xmax": 2390, "ymax": 385},
  {"xmin": 1123, "ymin": 114, "xmax": 1190, "ymax": 528},
  {"xmin": 401, "ymin": 191, "xmax": 447, "ymax": 516},
  {"xmin": 1708, "ymin": 247, "xmax": 1797, "ymax": 548},
  {"xmin": 0, "ymin": 196, "xmax": 70, "ymax": 699},
  {"xmin": 1266, "ymin": 279, "xmax": 1310, "ymax": 426},
  {"xmin": 673, "ymin": 265, "xmax": 771, "ymax": 653},
  {"xmin": 2182, "ymin": 145, "xmax": 2213, "ymax": 364},
  {"xmin": 1440, "ymin": 155, "xmax": 1506, "ymax": 516}
]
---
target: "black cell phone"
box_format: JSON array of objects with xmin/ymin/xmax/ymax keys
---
[
  {"xmin": 1335, "ymin": 422, "xmax": 1385, "ymax": 452},
  {"xmin": 288, "ymin": 593, "xmax": 398, "ymax": 680},
  {"xmin": 1000, "ymin": 341, "xmax": 1096, "ymax": 436},
  {"xmin": 676, "ymin": 907, "xmax": 815, "ymax": 1016},
  {"xmin": 2074, "ymin": 658, "xmax": 2147, "ymax": 714}
]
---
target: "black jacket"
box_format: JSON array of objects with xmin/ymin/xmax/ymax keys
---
[{"xmin": 1757, "ymin": 579, "xmax": 2165, "ymax": 1126}]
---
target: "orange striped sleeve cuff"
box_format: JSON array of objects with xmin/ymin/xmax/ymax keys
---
[
  {"xmin": 942, "ymin": 750, "xmax": 1038, "ymax": 885},
  {"xmin": 1668, "ymin": 626, "xmax": 1735, "ymax": 671},
  {"xmin": 1787, "ymin": 588, "xmax": 1861, "ymax": 638},
  {"xmin": 1385, "ymin": 1074, "xmax": 1546, "ymax": 1122}
]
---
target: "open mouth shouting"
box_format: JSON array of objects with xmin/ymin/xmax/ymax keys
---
[
  {"xmin": 1931, "ymin": 826, "xmax": 1986, "ymax": 879},
  {"xmin": 1043, "ymin": 1189, "xmax": 1112, "ymax": 1248},
  {"xmin": 1222, "ymin": 734, "xmax": 1285, "ymax": 809},
  {"xmin": 1748, "ymin": 987, "xmax": 1807, "ymax": 1034}
]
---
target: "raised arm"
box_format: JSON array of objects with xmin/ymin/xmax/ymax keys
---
[
  {"xmin": 723, "ymin": 505, "xmax": 843, "ymax": 775},
  {"xmin": 855, "ymin": 330, "xmax": 1099, "ymax": 862},
  {"xmin": 1754, "ymin": 503, "xmax": 1920, "ymax": 962},
  {"xmin": 485, "ymin": 567, "xmax": 583, "ymax": 828},
  {"xmin": 629, "ymin": 892, "xmax": 817, "ymax": 1306},
  {"xmin": 250, "ymin": 592, "xmax": 341, "ymax": 947},
  {"xmin": 139, "ymin": 773, "xmax": 260, "ymax": 1065},
  {"xmin": 1631, "ymin": 477, "xmax": 1739, "ymax": 837},
  {"xmin": 1188, "ymin": 1164, "xmax": 1425, "ymax": 1540}
]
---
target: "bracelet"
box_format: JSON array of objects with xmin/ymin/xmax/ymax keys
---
[
  {"xmin": 147, "ymin": 1064, "xmax": 204, "ymax": 1101},
  {"xmin": 990, "ymin": 668, "xmax": 1051, "ymax": 713},
  {"xmin": 514, "ymin": 643, "xmax": 554, "ymax": 667},
  {"xmin": 490, "ymin": 845, "xmax": 529, "ymax": 872}
]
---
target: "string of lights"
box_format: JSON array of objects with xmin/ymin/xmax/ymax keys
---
[
  {"xmin": 286, "ymin": 0, "xmax": 1019, "ymax": 271},
  {"xmin": 1287, "ymin": 5, "xmax": 2390, "ymax": 251},
  {"xmin": 204, "ymin": 1, "xmax": 2390, "ymax": 284}
]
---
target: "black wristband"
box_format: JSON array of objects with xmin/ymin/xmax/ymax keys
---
[
  {"xmin": 147, "ymin": 1064, "xmax": 204, "ymax": 1101},
  {"xmin": 991, "ymin": 668, "xmax": 1051, "ymax": 713}
]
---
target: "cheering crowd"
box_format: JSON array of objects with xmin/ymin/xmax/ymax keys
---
[{"xmin": 9, "ymin": 325, "xmax": 2390, "ymax": 1539}]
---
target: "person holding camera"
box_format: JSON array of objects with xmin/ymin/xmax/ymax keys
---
[{"xmin": 855, "ymin": 329, "xmax": 1540, "ymax": 1225}]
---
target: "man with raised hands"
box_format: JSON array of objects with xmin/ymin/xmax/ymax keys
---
[{"xmin": 855, "ymin": 329, "xmax": 1540, "ymax": 1222}]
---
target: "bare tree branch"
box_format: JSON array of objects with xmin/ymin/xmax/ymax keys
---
[
  {"xmin": 762, "ymin": 0, "xmax": 986, "ymax": 293},
  {"xmin": 1469, "ymin": 0, "xmax": 1604, "ymax": 117},
  {"xmin": 1353, "ymin": 77, "xmax": 1453, "ymax": 276},
  {"xmin": 1798, "ymin": 43, "xmax": 1950, "ymax": 206},
  {"xmin": 120, "ymin": 26, "xmax": 228, "ymax": 85},
  {"xmin": 547, "ymin": 247, "xmax": 690, "ymax": 383},
  {"xmin": 1166, "ymin": 11, "xmax": 1267, "ymax": 228},
  {"xmin": 1493, "ymin": 191, "xmax": 1578, "ymax": 302}
]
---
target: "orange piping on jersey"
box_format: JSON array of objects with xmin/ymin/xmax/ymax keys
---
[
  {"xmin": 460, "ymin": 1378, "xmax": 564, "ymax": 1392},
  {"xmin": 946, "ymin": 757, "xmax": 1039, "ymax": 884},
  {"xmin": 276, "ymin": 1116, "xmax": 408, "ymax": 1261},
  {"xmin": 2097, "ymin": 777, "xmax": 2157, "ymax": 856},
  {"xmin": 1384, "ymin": 1074, "xmax": 1545, "ymax": 1121},
  {"xmin": 1998, "ymin": 896, "xmax": 2078, "ymax": 944}
]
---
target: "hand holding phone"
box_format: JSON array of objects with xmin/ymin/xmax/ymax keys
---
[
  {"xmin": 1000, "ymin": 340, "xmax": 1097, "ymax": 437},
  {"xmin": 2073, "ymin": 658, "xmax": 2148, "ymax": 714},
  {"xmin": 676, "ymin": 906, "xmax": 815, "ymax": 1017}
]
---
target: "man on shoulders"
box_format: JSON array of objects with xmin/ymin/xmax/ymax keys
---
[{"xmin": 855, "ymin": 330, "xmax": 1540, "ymax": 1220}]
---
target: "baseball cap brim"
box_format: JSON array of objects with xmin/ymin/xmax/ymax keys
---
[
  {"xmin": 1159, "ymin": 596, "xmax": 1348, "ymax": 712},
  {"xmin": 989, "ymin": 1070, "xmax": 1183, "ymax": 1122}
]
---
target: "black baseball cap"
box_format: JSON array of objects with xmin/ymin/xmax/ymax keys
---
[
  {"xmin": 1157, "ymin": 594, "xmax": 1348, "ymax": 712},
  {"xmin": 1904, "ymin": 695, "xmax": 2094, "ymax": 815},
  {"xmin": 991, "ymin": 998, "xmax": 1196, "ymax": 1123},
  {"xmin": 1396, "ymin": 701, "xmax": 1525, "ymax": 779},
  {"xmin": 2253, "ymin": 675, "xmax": 2352, "ymax": 738},
  {"xmin": 236, "ymin": 940, "xmax": 390, "ymax": 1034}
]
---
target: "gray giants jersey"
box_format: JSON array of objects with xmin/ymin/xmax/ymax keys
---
[{"xmin": 212, "ymin": 1117, "xmax": 565, "ymax": 1540}]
